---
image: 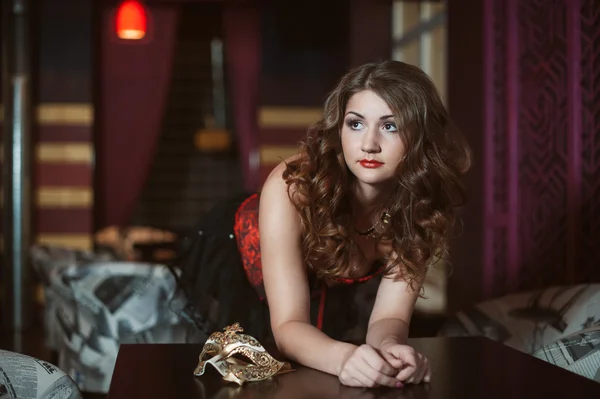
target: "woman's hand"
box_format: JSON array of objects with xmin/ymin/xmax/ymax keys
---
[
  {"xmin": 338, "ymin": 344, "xmax": 404, "ymax": 388},
  {"xmin": 379, "ymin": 342, "xmax": 430, "ymax": 384}
]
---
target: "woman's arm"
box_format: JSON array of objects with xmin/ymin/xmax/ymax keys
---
[
  {"xmin": 259, "ymin": 160, "xmax": 355, "ymax": 376},
  {"xmin": 366, "ymin": 274, "xmax": 421, "ymax": 348},
  {"xmin": 366, "ymin": 270, "xmax": 431, "ymax": 384}
]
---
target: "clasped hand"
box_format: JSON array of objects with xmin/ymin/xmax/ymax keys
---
[{"xmin": 338, "ymin": 343, "xmax": 430, "ymax": 388}]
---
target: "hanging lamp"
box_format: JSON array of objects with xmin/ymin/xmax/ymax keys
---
[{"xmin": 116, "ymin": 0, "xmax": 147, "ymax": 40}]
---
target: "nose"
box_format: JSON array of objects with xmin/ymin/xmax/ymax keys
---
[{"xmin": 361, "ymin": 128, "xmax": 381, "ymax": 154}]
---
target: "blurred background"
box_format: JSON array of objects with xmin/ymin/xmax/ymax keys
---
[{"xmin": 1, "ymin": 0, "xmax": 599, "ymax": 395}]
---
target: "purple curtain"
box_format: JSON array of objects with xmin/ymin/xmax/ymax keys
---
[
  {"xmin": 98, "ymin": 5, "xmax": 179, "ymax": 227},
  {"xmin": 223, "ymin": 2, "xmax": 261, "ymax": 192}
]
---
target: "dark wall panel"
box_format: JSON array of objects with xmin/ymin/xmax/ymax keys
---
[
  {"xmin": 38, "ymin": 0, "xmax": 92, "ymax": 102},
  {"xmin": 259, "ymin": 0, "xmax": 349, "ymax": 106}
]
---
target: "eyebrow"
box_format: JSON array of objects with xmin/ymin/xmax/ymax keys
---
[{"xmin": 345, "ymin": 111, "xmax": 394, "ymax": 120}]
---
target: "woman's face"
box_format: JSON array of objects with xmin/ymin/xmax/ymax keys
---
[{"xmin": 341, "ymin": 90, "xmax": 405, "ymax": 187}]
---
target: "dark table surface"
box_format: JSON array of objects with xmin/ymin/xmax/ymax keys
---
[{"xmin": 107, "ymin": 337, "xmax": 600, "ymax": 398}]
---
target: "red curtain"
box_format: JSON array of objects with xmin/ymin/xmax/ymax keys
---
[
  {"xmin": 223, "ymin": 2, "xmax": 262, "ymax": 192},
  {"xmin": 97, "ymin": 5, "xmax": 179, "ymax": 228}
]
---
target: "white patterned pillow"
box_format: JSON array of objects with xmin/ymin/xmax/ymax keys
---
[
  {"xmin": 30, "ymin": 244, "xmax": 115, "ymax": 279},
  {"xmin": 439, "ymin": 284, "xmax": 600, "ymax": 354},
  {"xmin": 46, "ymin": 262, "xmax": 187, "ymax": 393},
  {"xmin": 29, "ymin": 244, "xmax": 116, "ymax": 351},
  {"xmin": 0, "ymin": 350, "xmax": 81, "ymax": 399},
  {"xmin": 532, "ymin": 326, "xmax": 600, "ymax": 383}
]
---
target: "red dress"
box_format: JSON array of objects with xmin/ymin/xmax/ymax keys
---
[{"xmin": 175, "ymin": 193, "xmax": 383, "ymax": 344}]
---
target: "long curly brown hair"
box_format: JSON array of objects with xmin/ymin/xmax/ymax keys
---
[{"xmin": 282, "ymin": 61, "xmax": 471, "ymax": 290}]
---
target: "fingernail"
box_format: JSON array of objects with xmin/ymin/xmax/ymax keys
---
[
  {"xmin": 396, "ymin": 382, "xmax": 404, "ymax": 388},
  {"xmin": 424, "ymin": 376, "xmax": 430, "ymax": 383}
]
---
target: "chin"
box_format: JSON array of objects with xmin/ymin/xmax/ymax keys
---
[
  {"xmin": 347, "ymin": 165, "xmax": 396, "ymax": 185},
  {"xmin": 352, "ymin": 172, "xmax": 395, "ymax": 186}
]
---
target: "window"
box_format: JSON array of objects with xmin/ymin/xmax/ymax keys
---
[{"xmin": 392, "ymin": 1, "xmax": 447, "ymax": 104}]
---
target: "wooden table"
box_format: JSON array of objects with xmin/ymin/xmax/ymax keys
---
[{"xmin": 107, "ymin": 337, "xmax": 600, "ymax": 398}]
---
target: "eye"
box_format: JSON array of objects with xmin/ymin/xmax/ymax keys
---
[
  {"xmin": 345, "ymin": 119, "xmax": 364, "ymax": 130},
  {"xmin": 382, "ymin": 122, "xmax": 398, "ymax": 132}
]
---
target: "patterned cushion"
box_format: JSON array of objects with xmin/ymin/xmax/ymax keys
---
[
  {"xmin": 439, "ymin": 284, "xmax": 600, "ymax": 382},
  {"xmin": 533, "ymin": 326, "xmax": 600, "ymax": 383},
  {"xmin": 30, "ymin": 245, "xmax": 116, "ymax": 351},
  {"xmin": 0, "ymin": 350, "xmax": 82, "ymax": 398},
  {"xmin": 38, "ymin": 261, "xmax": 188, "ymax": 393},
  {"xmin": 30, "ymin": 244, "xmax": 116, "ymax": 279},
  {"xmin": 439, "ymin": 284, "xmax": 600, "ymax": 354}
]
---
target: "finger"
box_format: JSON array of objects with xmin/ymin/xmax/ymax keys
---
[
  {"xmin": 359, "ymin": 346, "xmax": 397, "ymax": 376},
  {"xmin": 340, "ymin": 353, "xmax": 387, "ymax": 388},
  {"xmin": 342, "ymin": 357, "xmax": 381, "ymax": 388},
  {"xmin": 406, "ymin": 367, "xmax": 424, "ymax": 384},
  {"xmin": 406, "ymin": 353, "xmax": 427, "ymax": 384},
  {"xmin": 379, "ymin": 349, "xmax": 404, "ymax": 370},
  {"xmin": 388, "ymin": 345, "xmax": 418, "ymax": 362},
  {"xmin": 353, "ymin": 371, "xmax": 380, "ymax": 388},
  {"xmin": 348, "ymin": 377, "xmax": 368, "ymax": 388},
  {"xmin": 413, "ymin": 356, "xmax": 429, "ymax": 384},
  {"xmin": 357, "ymin": 363, "xmax": 402, "ymax": 388},
  {"xmin": 423, "ymin": 363, "xmax": 432, "ymax": 383},
  {"xmin": 394, "ymin": 350, "xmax": 419, "ymax": 382},
  {"xmin": 387, "ymin": 346, "xmax": 419, "ymax": 375},
  {"xmin": 339, "ymin": 372, "xmax": 366, "ymax": 388},
  {"xmin": 395, "ymin": 360, "xmax": 418, "ymax": 382}
]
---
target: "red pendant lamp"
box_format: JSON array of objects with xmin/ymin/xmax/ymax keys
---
[{"xmin": 116, "ymin": 0, "xmax": 147, "ymax": 40}]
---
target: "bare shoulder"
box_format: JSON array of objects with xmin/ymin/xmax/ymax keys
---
[{"xmin": 261, "ymin": 154, "xmax": 301, "ymax": 202}]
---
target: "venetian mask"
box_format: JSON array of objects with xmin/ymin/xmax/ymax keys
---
[{"xmin": 194, "ymin": 323, "xmax": 293, "ymax": 385}]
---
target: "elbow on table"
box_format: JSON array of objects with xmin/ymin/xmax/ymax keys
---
[{"xmin": 270, "ymin": 319, "xmax": 305, "ymax": 357}]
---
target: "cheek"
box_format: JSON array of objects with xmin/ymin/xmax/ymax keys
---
[
  {"xmin": 388, "ymin": 141, "xmax": 406, "ymax": 164},
  {"xmin": 340, "ymin": 130, "xmax": 355, "ymax": 152}
]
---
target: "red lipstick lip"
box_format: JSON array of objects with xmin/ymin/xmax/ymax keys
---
[{"xmin": 359, "ymin": 159, "xmax": 384, "ymax": 168}]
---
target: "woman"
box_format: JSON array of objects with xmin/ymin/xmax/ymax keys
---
[{"xmin": 175, "ymin": 60, "xmax": 471, "ymax": 388}]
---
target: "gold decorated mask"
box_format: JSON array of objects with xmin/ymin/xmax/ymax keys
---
[{"xmin": 194, "ymin": 323, "xmax": 293, "ymax": 385}]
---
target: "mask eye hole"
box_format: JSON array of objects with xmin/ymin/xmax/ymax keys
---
[
  {"xmin": 222, "ymin": 346, "xmax": 254, "ymax": 366},
  {"xmin": 226, "ymin": 352, "xmax": 256, "ymax": 367},
  {"xmin": 200, "ymin": 343, "xmax": 220, "ymax": 361}
]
